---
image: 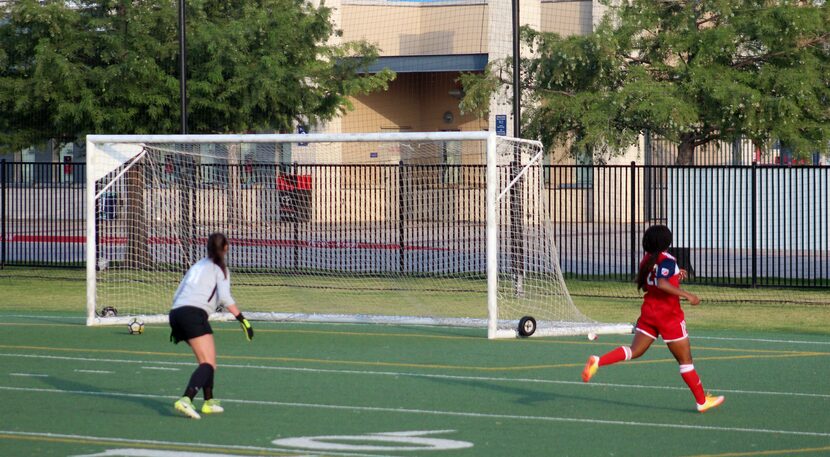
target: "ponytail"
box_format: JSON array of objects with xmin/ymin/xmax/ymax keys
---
[
  {"xmin": 206, "ymin": 232, "xmax": 229, "ymax": 278},
  {"xmin": 636, "ymin": 225, "xmax": 673, "ymax": 291}
]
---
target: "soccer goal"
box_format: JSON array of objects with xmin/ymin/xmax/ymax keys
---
[{"xmin": 85, "ymin": 132, "xmax": 631, "ymax": 338}]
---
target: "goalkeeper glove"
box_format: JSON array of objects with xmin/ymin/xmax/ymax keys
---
[{"xmin": 236, "ymin": 313, "xmax": 254, "ymax": 341}]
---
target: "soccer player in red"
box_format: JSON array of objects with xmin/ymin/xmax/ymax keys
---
[{"xmin": 581, "ymin": 225, "xmax": 725, "ymax": 413}]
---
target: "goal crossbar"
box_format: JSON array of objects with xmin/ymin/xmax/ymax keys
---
[{"xmin": 87, "ymin": 132, "xmax": 493, "ymax": 145}]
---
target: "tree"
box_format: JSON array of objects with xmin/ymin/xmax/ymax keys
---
[
  {"xmin": 461, "ymin": 0, "xmax": 830, "ymax": 164},
  {"xmin": 0, "ymin": 0, "xmax": 393, "ymax": 150}
]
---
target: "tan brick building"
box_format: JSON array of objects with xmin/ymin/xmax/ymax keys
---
[{"xmin": 320, "ymin": 0, "xmax": 602, "ymax": 137}]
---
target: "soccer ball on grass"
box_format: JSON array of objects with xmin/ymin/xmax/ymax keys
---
[{"xmin": 127, "ymin": 318, "xmax": 144, "ymax": 335}]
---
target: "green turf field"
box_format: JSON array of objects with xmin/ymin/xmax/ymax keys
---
[
  {"xmin": 1, "ymin": 268, "xmax": 829, "ymax": 456},
  {"xmin": 1, "ymin": 316, "xmax": 829, "ymax": 457},
  {"xmin": 3, "ymin": 266, "xmax": 830, "ymax": 334}
]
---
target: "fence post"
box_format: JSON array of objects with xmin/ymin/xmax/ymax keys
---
[
  {"xmin": 1, "ymin": 159, "xmax": 5, "ymax": 269},
  {"xmin": 643, "ymin": 131, "xmax": 652, "ymax": 222},
  {"xmin": 398, "ymin": 160, "xmax": 405, "ymax": 274},
  {"xmin": 292, "ymin": 161, "xmax": 299, "ymax": 270},
  {"xmin": 630, "ymin": 161, "xmax": 637, "ymax": 279},
  {"xmin": 751, "ymin": 161, "xmax": 758, "ymax": 287}
]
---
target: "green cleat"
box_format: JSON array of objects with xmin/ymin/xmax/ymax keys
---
[
  {"xmin": 174, "ymin": 396, "xmax": 201, "ymax": 419},
  {"xmin": 201, "ymin": 399, "xmax": 224, "ymax": 415}
]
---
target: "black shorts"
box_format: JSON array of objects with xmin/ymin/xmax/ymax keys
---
[{"xmin": 169, "ymin": 306, "xmax": 213, "ymax": 344}]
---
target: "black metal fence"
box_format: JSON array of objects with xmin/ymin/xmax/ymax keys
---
[
  {"xmin": 549, "ymin": 164, "xmax": 829, "ymax": 288},
  {"xmin": 1, "ymin": 161, "xmax": 86, "ymax": 267},
  {"xmin": 2, "ymin": 160, "xmax": 828, "ymax": 289}
]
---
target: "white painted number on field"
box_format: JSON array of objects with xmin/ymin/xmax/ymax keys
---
[
  {"xmin": 272, "ymin": 429, "xmax": 473, "ymax": 452},
  {"xmin": 70, "ymin": 431, "xmax": 473, "ymax": 457}
]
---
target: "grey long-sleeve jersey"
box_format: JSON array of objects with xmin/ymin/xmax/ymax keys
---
[{"xmin": 172, "ymin": 258, "xmax": 235, "ymax": 315}]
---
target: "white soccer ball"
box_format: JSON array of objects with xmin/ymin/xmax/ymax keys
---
[
  {"xmin": 128, "ymin": 319, "xmax": 145, "ymax": 335},
  {"xmin": 587, "ymin": 332, "xmax": 598, "ymax": 341}
]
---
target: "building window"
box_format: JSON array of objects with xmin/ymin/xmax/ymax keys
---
[
  {"xmin": 575, "ymin": 148, "xmax": 593, "ymax": 188},
  {"xmin": 198, "ymin": 144, "xmax": 226, "ymax": 186},
  {"xmin": 279, "ymin": 143, "xmax": 292, "ymax": 174},
  {"xmin": 442, "ymin": 140, "xmax": 461, "ymax": 184}
]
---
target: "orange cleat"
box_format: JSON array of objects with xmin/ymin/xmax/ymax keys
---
[
  {"xmin": 696, "ymin": 393, "xmax": 725, "ymax": 413},
  {"xmin": 582, "ymin": 355, "xmax": 599, "ymax": 383}
]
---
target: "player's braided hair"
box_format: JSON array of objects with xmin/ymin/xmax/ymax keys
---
[
  {"xmin": 207, "ymin": 232, "xmax": 229, "ymax": 279},
  {"xmin": 636, "ymin": 225, "xmax": 673, "ymax": 291}
]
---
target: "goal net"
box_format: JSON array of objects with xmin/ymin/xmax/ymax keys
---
[{"xmin": 86, "ymin": 132, "xmax": 631, "ymax": 338}]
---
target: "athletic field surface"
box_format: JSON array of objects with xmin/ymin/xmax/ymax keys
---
[{"xmin": 1, "ymin": 312, "xmax": 829, "ymax": 457}]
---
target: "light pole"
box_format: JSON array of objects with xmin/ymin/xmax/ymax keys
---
[
  {"xmin": 512, "ymin": 0, "xmax": 520, "ymax": 138},
  {"xmin": 178, "ymin": 0, "xmax": 188, "ymax": 134},
  {"xmin": 177, "ymin": 0, "xmax": 192, "ymax": 266},
  {"xmin": 510, "ymin": 0, "xmax": 524, "ymax": 296}
]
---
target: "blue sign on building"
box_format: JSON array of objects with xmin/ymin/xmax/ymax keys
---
[{"xmin": 495, "ymin": 115, "xmax": 507, "ymax": 136}]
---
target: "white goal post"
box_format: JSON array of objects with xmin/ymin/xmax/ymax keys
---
[{"xmin": 86, "ymin": 132, "xmax": 631, "ymax": 338}]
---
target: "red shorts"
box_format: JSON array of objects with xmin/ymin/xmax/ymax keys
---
[{"xmin": 635, "ymin": 312, "xmax": 688, "ymax": 342}]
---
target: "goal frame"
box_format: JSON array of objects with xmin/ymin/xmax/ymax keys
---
[
  {"xmin": 86, "ymin": 132, "xmax": 631, "ymax": 338},
  {"xmin": 86, "ymin": 132, "xmax": 502, "ymax": 334}
]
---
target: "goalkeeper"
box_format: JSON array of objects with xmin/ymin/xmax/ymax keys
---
[{"xmin": 168, "ymin": 232, "xmax": 254, "ymax": 419}]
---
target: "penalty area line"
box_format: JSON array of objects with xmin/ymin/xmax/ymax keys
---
[
  {"xmin": 694, "ymin": 336, "xmax": 830, "ymax": 346},
  {"xmin": 0, "ymin": 343, "xmax": 826, "ymax": 372},
  {"xmin": 0, "ymin": 314, "xmax": 85, "ymax": 321},
  {"xmin": 1, "ymin": 352, "xmax": 828, "ymax": 400},
  {"xmin": 0, "ymin": 385, "xmax": 829, "ymax": 438}
]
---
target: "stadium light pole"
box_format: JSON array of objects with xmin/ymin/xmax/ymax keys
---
[
  {"xmin": 510, "ymin": 0, "xmax": 525, "ymax": 297},
  {"xmin": 511, "ymin": 0, "xmax": 520, "ymax": 138},
  {"xmin": 178, "ymin": 0, "xmax": 188, "ymax": 134},
  {"xmin": 177, "ymin": 0, "xmax": 194, "ymax": 267}
]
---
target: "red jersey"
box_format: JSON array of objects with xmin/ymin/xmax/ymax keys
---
[{"xmin": 641, "ymin": 251, "xmax": 683, "ymax": 320}]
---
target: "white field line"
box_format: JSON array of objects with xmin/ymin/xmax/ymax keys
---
[
  {"xmin": 0, "ymin": 315, "xmax": 85, "ymax": 321},
  {"xmin": 1, "ymin": 385, "xmax": 829, "ymax": 439},
  {"xmin": 74, "ymin": 369, "xmax": 114, "ymax": 374},
  {"xmin": 0, "ymin": 429, "xmax": 392, "ymax": 457},
  {"xmin": 9, "ymin": 373, "xmax": 48, "ymax": 377},
  {"xmin": 2, "ymin": 314, "xmax": 830, "ymax": 346},
  {"xmin": 140, "ymin": 366, "xmax": 180, "ymax": 371},
  {"xmin": 2, "ymin": 352, "xmax": 828, "ymax": 400},
  {"xmin": 694, "ymin": 336, "xmax": 830, "ymax": 346}
]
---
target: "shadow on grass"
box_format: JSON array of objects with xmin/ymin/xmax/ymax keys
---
[{"xmin": 41, "ymin": 375, "xmax": 172, "ymax": 417}]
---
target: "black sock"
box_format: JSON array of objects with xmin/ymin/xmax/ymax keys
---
[
  {"xmin": 184, "ymin": 387, "xmax": 198, "ymax": 400},
  {"xmin": 183, "ymin": 363, "xmax": 214, "ymax": 401},
  {"xmin": 203, "ymin": 369, "xmax": 215, "ymax": 401}
]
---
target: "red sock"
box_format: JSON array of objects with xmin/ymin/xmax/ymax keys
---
[
  {"xmin": 598, "ymin": 346, "xmax": 632, "ymax": 367},
  {"xmin": 680, "ymin": 364, "xmax": 706, "ymax": 404}
]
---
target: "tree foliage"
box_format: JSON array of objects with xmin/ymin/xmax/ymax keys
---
[
  {"xmin": 462, "ymin": 0, "xmax": 830, "ymax": 163},
  {"xmin": 0, "ymin": 0, "xmax": 393, "ymax": 149}
]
